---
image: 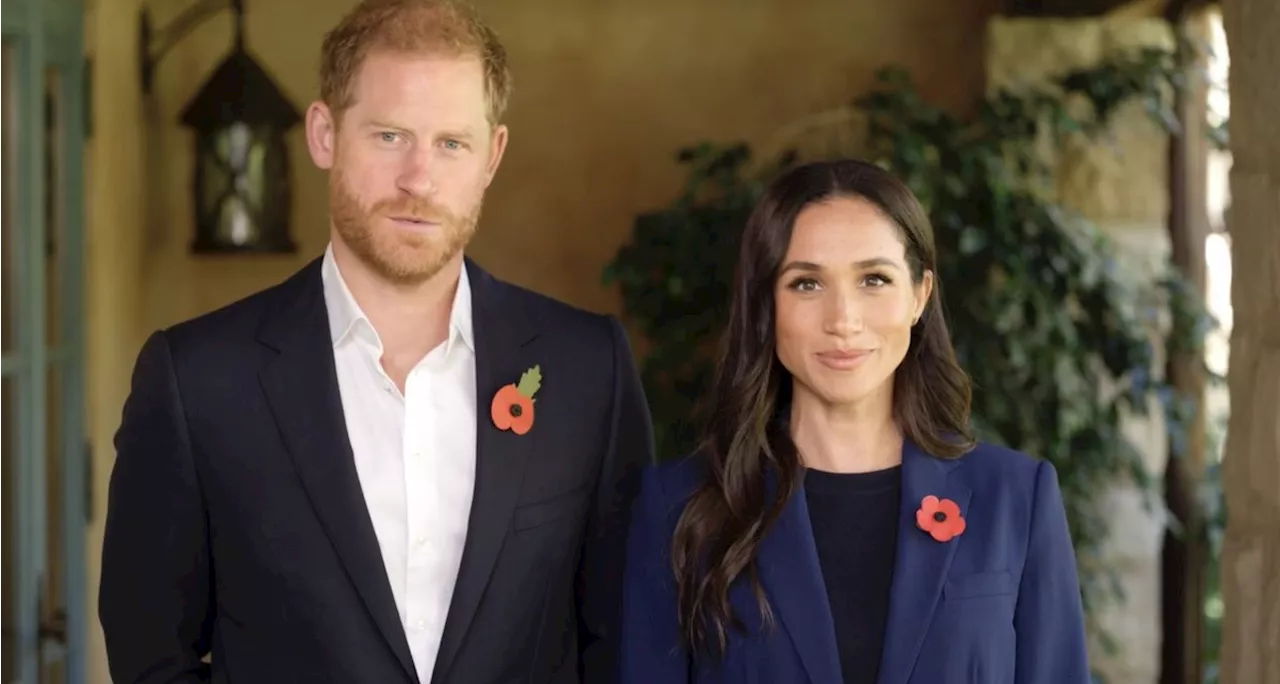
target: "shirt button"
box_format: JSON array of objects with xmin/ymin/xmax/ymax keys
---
[
  {"xmin": 415, "ymin": 620, "xmax": 426, "ymax": 630},
  {"xmin": 415, "ymin": 535, "xmax": 427, "ymax": 547}
]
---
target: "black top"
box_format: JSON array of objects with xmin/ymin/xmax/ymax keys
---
[{"xmin": 804, "ymin": 465, "xmax": 903, "ymax": 684}]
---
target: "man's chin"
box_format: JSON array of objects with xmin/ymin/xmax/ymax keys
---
[{"xmin": 371, "ymin": 248, "xmax": 462, "ymax": 285}]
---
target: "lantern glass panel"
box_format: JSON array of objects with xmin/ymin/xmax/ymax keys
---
[{"xmin": 192, "ymin": 120, "xmax": 294, "ymax": 252}]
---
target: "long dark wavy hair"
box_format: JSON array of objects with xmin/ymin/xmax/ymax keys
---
[{"xmin": 671, "ymin": 159, "xmax": 976, "ymax": 657}]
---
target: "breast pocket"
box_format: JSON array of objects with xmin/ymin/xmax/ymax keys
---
[
  {"xmin": 943, "ymin": 570, "xmax": 1016, "ymax": 600},
  {"xmin": 511, "ymin": 482, "xmax": 592, "ymax": 532}
]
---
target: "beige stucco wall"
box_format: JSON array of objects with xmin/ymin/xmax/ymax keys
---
[{"xmin": 83, "ymin": 1, "xmax": 149, "ymax": 682}]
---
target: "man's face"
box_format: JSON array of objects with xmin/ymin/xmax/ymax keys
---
[{"xmin": 307, "ymin": 49, "xmax": 508, "ymax": 285}]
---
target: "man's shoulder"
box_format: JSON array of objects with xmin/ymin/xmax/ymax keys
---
[
  {"xmin": 492, "ymin": 274, "xmax": 612, "ymax": 325},
  {"xmin": 476, "ymin": 262, "xmax": 621, "ymax": 346},
  {"xmin": 161, "ymin": 258, "xmax": 320, "ymax": 356}
]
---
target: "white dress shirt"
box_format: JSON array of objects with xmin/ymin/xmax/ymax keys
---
[{"xmin": 321, "ymin": 245, "xmax": 477, "ymax": 684}]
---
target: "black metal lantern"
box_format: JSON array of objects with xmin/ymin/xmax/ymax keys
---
[{"xmin": 141, "ymin": 0, "xmax": 301, "ymax": 253}]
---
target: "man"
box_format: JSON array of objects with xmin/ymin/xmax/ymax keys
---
[{"xmin": 98, "ymin": 1, "xmax": 654, "ymax": 682}]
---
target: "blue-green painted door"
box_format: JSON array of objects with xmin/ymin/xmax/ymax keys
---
[{"xmin": 2, "ymin": 0, "xmax": 88, "ymax": 681}]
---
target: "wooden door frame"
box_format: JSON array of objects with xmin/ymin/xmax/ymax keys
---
[{"xmin": 2, "ymin": 0, "xmax": 88, "ymax": 680}]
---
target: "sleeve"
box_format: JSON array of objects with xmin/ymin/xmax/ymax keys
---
[
  {"xmin": 575, "ymin": 316, "xmax": 657, "ymax": 683},
  {"xmin": 1014, "ymin": 459, "xmax": 1093, "ymax": 684},
  {"xmin": 98, "ymin": 331, "xmax": 214, "ymax": 683},
  {"xmin": 617, "ymin": 464, "xmax": 691, "ymax": 684}
]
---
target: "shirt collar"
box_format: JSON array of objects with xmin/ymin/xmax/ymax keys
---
[{"xmin": 320, "ymin": 243, "xmax": 474, "ymax": 356}]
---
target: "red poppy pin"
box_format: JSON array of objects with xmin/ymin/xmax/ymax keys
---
[
  {"xmin": 490, "ymin": 364, "xmax": 542, "ymax": 435},
  {"xmin": 916, "ymin": 494, "xmax": 966, "ymax": 543}
]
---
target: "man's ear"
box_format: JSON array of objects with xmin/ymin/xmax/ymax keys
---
[
  {"xmin": 483, "ymin": 124, "xmax": 509, "ymax": 188},
  {"xmin": 305, "ymin": 101, "xmax": 338, "ymax": 170}
]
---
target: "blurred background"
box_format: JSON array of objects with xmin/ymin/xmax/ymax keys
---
[{"xmin": 2, "ymin": 0, "xmax": 1275, "ymax": 682}]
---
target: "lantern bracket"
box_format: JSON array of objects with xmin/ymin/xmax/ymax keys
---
[{"xmin": 140, "ymin": 0, "xmax": 245, "ymax": 95}]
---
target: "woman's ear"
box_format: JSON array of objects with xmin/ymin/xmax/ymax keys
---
[{"xmin": 914, "ymin": 270, "xmax": 935, "ymax": 323}]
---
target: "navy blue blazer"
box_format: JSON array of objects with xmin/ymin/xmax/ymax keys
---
[{"xmin": 619, "ymin": 440, "xmax": 1092, "ymax": 684}]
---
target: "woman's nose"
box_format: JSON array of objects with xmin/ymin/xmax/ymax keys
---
[{"xmin": 823, "ymin": 291, "xmax": 864, "ymax": 335}]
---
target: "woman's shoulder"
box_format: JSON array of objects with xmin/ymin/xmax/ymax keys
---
[
  {"xmin": 628, "ymin": 454, "xmax": 710, "ymax": 541},
  {"xmin": 951, "ymin": 440, "xmax": 1062, "ymax": 496},
  {"xmin": 643, "ymin": 442, "xmax": 1062, "ymax": 505},
  {"xmin": 641, "ymin": 452, "xmax": 711, "ymax": 506},
  {"xmin": 957, "ymin": 440, "xmax": 1041, "ymax": 470}
]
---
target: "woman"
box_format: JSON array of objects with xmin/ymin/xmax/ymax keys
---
[{"xmin": 619, "ymin": 159, "xmax": 1091, "ymax": 684}]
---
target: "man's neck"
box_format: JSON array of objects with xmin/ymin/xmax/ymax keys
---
[{"xmin": 330, "ymin": 240, "xmax": 462, "ymax": 387}]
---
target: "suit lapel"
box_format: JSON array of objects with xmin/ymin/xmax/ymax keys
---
[
  {"xmin": 257, "ymin": 260, "xmax": 417, "ymax": 681},
  {"xmin": 431, "ymin": 258, "xmax": 539, "ymax": 684},
  {"xmin": 756, "ymin": 477, "xmax": 844, "ymax": 684},
  {"xmin": 876, "ymin": 441, "xmax": 970, "ymax": 684}
]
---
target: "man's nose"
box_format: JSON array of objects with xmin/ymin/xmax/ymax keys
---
[{"xmin": 396, "ymin": 147, "xmax": 437, "ymax": 197}]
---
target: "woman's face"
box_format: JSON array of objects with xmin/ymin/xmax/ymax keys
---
[{"xmin": 774, "ymin": 195, "xmax": 932, "ymax": 411}]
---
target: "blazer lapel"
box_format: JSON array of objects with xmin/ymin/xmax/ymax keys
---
[
  {"xmin": 431, "ymin": 258, "xmax": 540, "ymax": 683},
  {"xmin": 876, "ymin": 441, "xmax": 970, "ymax": 684},
  {"xmin": 257, "ymin": 260, "xmax": 417, "ymax": 681},
  {"xmin": 756, "ymin": 478, "xmax": 844, "ymax": 684}
]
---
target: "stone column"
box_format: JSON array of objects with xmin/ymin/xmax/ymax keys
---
[{"xmin": 1219, "ymin": 0, "xmax": 1280, "ymax": 680}]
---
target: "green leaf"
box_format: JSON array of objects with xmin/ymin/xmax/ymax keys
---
[{"xmin": 517, "ymin": 365, "xmax": 542, "ymax": 398}]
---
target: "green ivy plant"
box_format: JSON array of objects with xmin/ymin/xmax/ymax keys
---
[{"xmin": 604, "ymin": 45, "xmax": 1217, "ymax": 636}]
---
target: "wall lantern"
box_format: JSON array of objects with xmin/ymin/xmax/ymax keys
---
[{"xmin": 140, "ymin": 0, "xmax": 301, "ymax": 254}]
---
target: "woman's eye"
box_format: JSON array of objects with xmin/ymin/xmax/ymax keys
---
[{"xmin": 789, "ymin": 278, "xmax": 820, "ymax": 292}]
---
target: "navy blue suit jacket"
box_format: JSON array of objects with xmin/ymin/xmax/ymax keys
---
[{"xmin": 619, "ymin": 440, "xmax": 1092, "ymax": 684}]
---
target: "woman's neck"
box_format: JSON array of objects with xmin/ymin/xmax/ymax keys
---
[{"xmin": 789, "ymin": 387, "xmax": 902, "ymax": 474}]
